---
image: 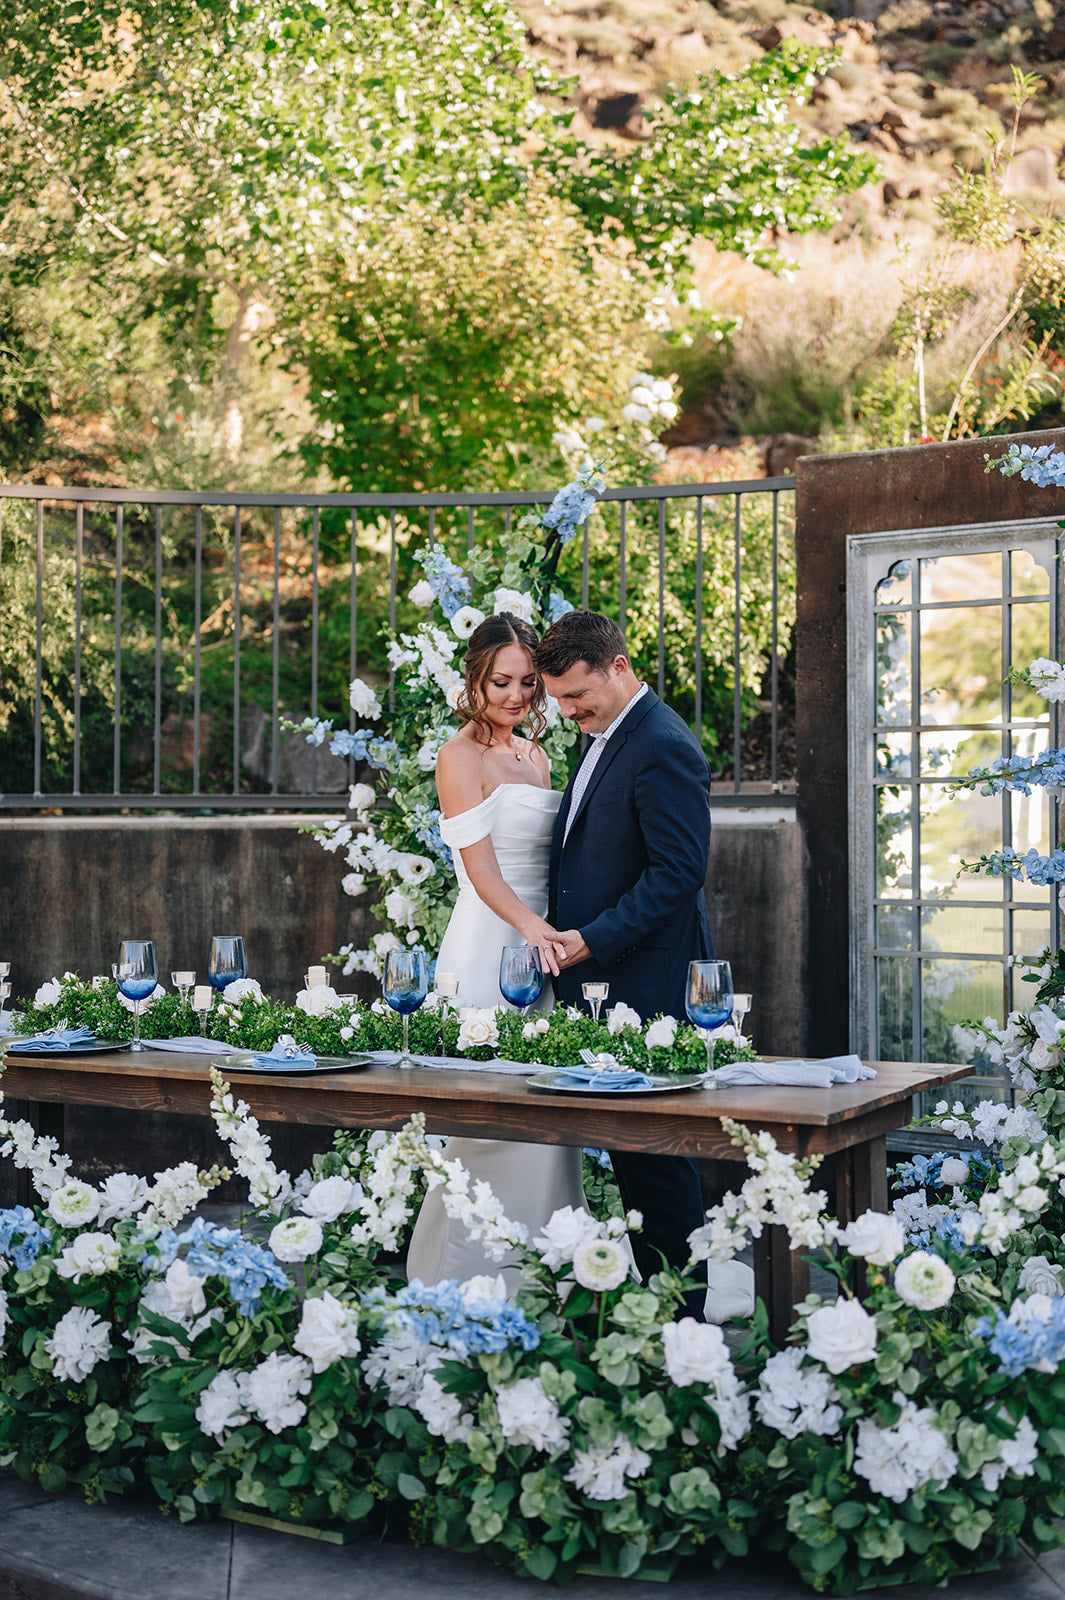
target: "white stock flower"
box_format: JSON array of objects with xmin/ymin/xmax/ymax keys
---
[
  {"xmin": 565, "ymin": 1433, "xmax": 651, "ymax": 1500},
  {"xmin": 1018, "ymin": 1255, "xmax": 1065, "ymax": 1297},
  {"xmin": 533, "ymin": 1206, "xmax": 604, "ymax": 1270},
  {"xmin": 295, "ymin": 985, "xmax": 344, "ymax": 1015},
  {"xmin": 96, "ymin": 1172, "xmax": 149, "ymax": 1225},
  {"xmin": 293, "ymin": 1291, "xmax": 362, "ymax": 1373},
  {"xmin": 572, "ymin": 1237, "xmax": 630, "ymax": 1292},
  {"xmin": 384, "ymin": 888, "xmax": 419, "ymax": 929},
  {"xmin": 456, "ymin": 1008, "xmax": 500, "ymax": 1052},
  {"xmin": 894, "ymin": 1251, "xmax": 955, "ymax": 1310},
  {"xmin": 492, "ymin": 587, "xmax": 534, "ymax": 623},
  {"xmin": 49, "ymin": 1179, "xmax": 101, "ymax": 1229},
  {"xmin": 349, "ymin": 676, "xmax": 382, "ymax": 719},
  {"xmin": 269, "ymin": 1216, "xmax": 324, "ymax": 1263},
  {"xmin": 450, "ymin": 606, "xmax": 486, "ymax": 640},
  {"xmin": 661, "ymin": 1318, "xmax": 732, "ymax": 1386},
  {"xmin": 408, "ymin": 579, "xmax": 435, "ymax": 607},
  {"xmin": 805, "ymin": 1298, "xmax": 878, "ymax": 1374},
  {"xmin": 854, "ymin": 1395, "xmax": 958, "ymax": 1503},
  {"xmin": 141, "ymin": 1163, "xmax": 213, "ymax": 1228},
  {"xmin": 244, "ymin": 1352, "xmax": 313, "ymax": 1434},
  {"xmin": 46, "ymin": 1306, "xmax": 111, "ymax": 1382},
  {"xmin": 495, "ymin": 1376, "xmax": 570, "ymax": 1453},
  {"xmin": 55, "ymin": 1231, "xmax": 122, "ymax": 1282},
  {"xmin": 607, "ymin": 1003, "xmax": 642, "ymax": 1034},
  {"xmin": 837, "ymin": 1210, "xmax": 905, "ymax": 1266},
  {"xmin": 755, "ymin": 1347, "xmax": 843, "ymax": 1440},
  {"xmin": 644, "ymin": 1015, "xmax": 678, "ymax": 1049},
  {"xmin": 301, "ymin": 1175, "xmax": 357, "ymax": 1222},
  {"xmin": 222, "ymin": 978, "xmax": 263, "ymax": 1004}
]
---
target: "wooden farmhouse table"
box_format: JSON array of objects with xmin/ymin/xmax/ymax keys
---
[{"xmin": 0, "ymin": 1051, "xmax": 972, "ymax": 1343}]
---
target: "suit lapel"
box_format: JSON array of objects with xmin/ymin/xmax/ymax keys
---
[{"xmin": 561, "ymin": 689, "xmax": 660, "ymax": 849}]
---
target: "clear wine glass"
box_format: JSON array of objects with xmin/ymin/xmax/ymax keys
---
[
  {"xmin": 208, "ymin": 936, "xmax": 247, "ymax": 992},
  {"xmin": 383, "ymin": 949, "xmax": 428, "ymax": 1069},
  {"xmin": 0, "ymin": 963, "xmax": 10, "ymax": 980},
  {"xmin": 731, "ymin": 992, "xmax": 752, "ymax": 1041},
  {"xmin": 685, "ymin": 959, "xmax": 734, "ymax": 1077},
  {"xmin": 114, "ymin": 939, "xmax": 158, "ymax": 1052},
  {"xmin": 171, "ymin": 970, "xmax": 196, "ymax": 1006},
  {"xmin": 500, "ymin": 946, "xmax": 543, "ymax": 1018},
  {"xmin": 582, "ymin": 981, "xmax": 610, "ymax": 1024}
]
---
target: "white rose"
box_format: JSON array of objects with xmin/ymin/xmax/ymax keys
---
[
  {"xmin": 295, "ymin": 984, "xmax": 344, "ymax": 1015},
  {"xmin": 450, "ymin": 605, "xmax": 486, "ymax": 640},
  {"xmin": 300, "ymin": 1175, "xmax": 357, "ymax": 1222},
  {"xmin": 384, "ymin": 888, "xmax": 418, "ymax": 929},
  {"xmin": 644, "ymin": 1015, "xmax": 678, "ymax": 1049},
  {"xmin": 607, "ymin": 1003, "xmax": 642, "ymax": 1034},
  {"xmin": 222, "ymin": 977, "xmax": 263, "ymax": 1004},
  {"xmin": 533, "ymin": 1205, "xmax": 604, "ymax": 1270},
  {"xmin": 837, "ymin": 1210, "xmax": 905, "ymax": 1266},
  {"xmin": 938, "ymin": 1156, "xmax": 970, "ymax": 1186},
  {"xmin": 341, "ymin": 872, "xmax": 365, "ymax": 897},
  {"xmin": 572, "ymin": 1237, "xmax": 630, "ymax": 1292},
  {"xmin": 445, "ymin": 682, "xmax": 465, "ymax": 712},
  {"xmin": 269, "ymin": 1216, "xmax": 325, "ymax": 1263},
  {"xmin": 492, "ymin": 587, "xmax": 534, "ymax": 623},
  {"xmin": 456, "ymin": 1008, "xmax": 500, "ymax": 1051},
  {"xmin": 806, "ymin": 1297, "xmax": 878, "ymax": 1374},
  {"xmin": 349, "ymin": 781, "xmax": 376, "ymax": 814},
  {"xmin": 96, "ymin": 1172, "xmax": 149, "ymax": 1225},
  {"xmin": 55, "ymin": 1231, "xmax": 122, "ymax": 1282},
  {"xmin": 893, "ymin": 1251, "xmax": 956, "ymax": 1310},
  {"xmin": 34, "ymin": 978, "xmax": 64, "ymax": 1006},
  {"xmin": 293, "ymin": 1290, "xmax": 362, "ymax": 1374},
  {"xmin": 349, "ymin": 676, "xmax": 382, "ymax": 719},
  {"xmin": 661, "ymin": 1318, "xmax": 732, "ymax": 1386},
  {"xmin": 1017, "ymin": 1255, "xmax": 1065, "ymax": 1298},
  {"xmin": 408, "ymin": 579, "xmax": 435, "ymax": 607},
  {"xmin": 163, "ymin": 1258, "xmax": 208, "ymax": 1318}
]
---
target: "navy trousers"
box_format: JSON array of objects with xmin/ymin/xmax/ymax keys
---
[{"xmin": 608, "ymin": 1149, "xmax": 706, "ymax": 1321}]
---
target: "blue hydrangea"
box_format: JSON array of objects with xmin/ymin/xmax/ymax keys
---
[
  {"xmin": 977, "ymin": 1298, "xmax": 1065, "ymax": 1375},
  {"xmin": 411, "ymin": 807, "xmax": 452, "ymax": 867},
  {"xmin": 0, "ymin": 1206, "xmax": 50, "ymax": 1271},
  {"xmin": 583, "ymin": 1148, "xmax": 613, "ymax": 1169},
  {"xmin": 175, "ymin": 1218, "xmax": 289, "ymax": 1318},
  {"xmin": 395, "ymin": 1279, "xmax": 541, "ymax": 1357},
  {"xmin": 548, "ymin": 591, "xmax": 574, "ymax": 623},
  {"xmin": 542, "ymin": 482, "xmax": 600, "ymax": 545},
  {"xmin": 413, "ymin": 548, "xmax": 470, "ymax": 619}
]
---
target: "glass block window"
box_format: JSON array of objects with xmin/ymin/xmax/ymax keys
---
[{"xmin": 848, "ymin": 525, "xmax": 1061, "ymax": 1069}]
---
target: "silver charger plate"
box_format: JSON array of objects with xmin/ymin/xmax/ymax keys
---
[
  {"xmin": 211, "ymin": 1053, "xmax": 374, "ymax": 1075},
  {"xmin": 0, "ymin": 1037, "xmax": 132, "ymax": 1057},
  {"xmin": 526, "ymin": 1070, "xmax": 706, "ymax": 1096}
]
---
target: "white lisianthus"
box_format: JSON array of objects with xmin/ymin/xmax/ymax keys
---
[
  {"xmin": 644, "ymin": 1015, "xmax": 678, "ymax": 1050},
  {"xmin": 456, "ymin": 1008, "xmax": 500, "ymax": 1052},
  {"xmin": 162, "ymin": 1259, "xmax": 209, "ymax": 1319},
  {"xmin": 301, "ymin": 1175, "xmax": 357, "ymax": 1223},
  {"xmin": 1028, "ymin": 657, "xmax": 1065, "ymax": 702},
  {"xmin": 196, "ymin": 1369, "xmax": 251, "ymax": 1438},
  {"xmin": 445, "ymin": 682, "xmax": 465, "ymax": 712},
  {"xmin": 607, "ymin": 1002, "xmax": 642, "ymax": 1034},
  {"xmin": 837, "ymin": 1210, "xmax": 905, "ymax": 1266},
  {"xmin": 408, "ymin": 579, "xmax": 435, "ymax": 607},
  {"xmin": 661, "ymin": 1318, "xmax": 732, "ymax": 1386},
  {"xmin": 495, "ymin": 1376, "xmax": 570, "ymax": 1453},
  {"xmin": 341, "ymin": 872, "xmax": 366, "ymax": 897},
  {"xmin": 349, "ymin": 676, "xmax": 382, "ymax": 719},
  {"xmin": 1017, "ymin": 1254, "xmax": 1065, "ymax": 1297},
  {"xmin": 938, "ymin": 1156, "xmax": 970, "ymax": 1187},
  {"xmin": 295, "ymin": 985, "xmax": 344, "ymax": 1016},
  {"xmin": 46, "ymin": 1306, "xmax": 112, "ymax": 1382},
  {"xmin": 55, "ymin": 1231, "xmax": 122, "ymax": 1282},
  {"xmin": 384, "ymin": 888, "xmax": 419, "ymax": 929},
  {"xmin": 805, "ymin": 1297, "xmax": 878, "ymax": 1374},
  {"xmin": 96, "ymin": 1171, "xmax": 149, "ymax": 1225},
  {"xmin": 349, "ymin": 781, "xmax": 376, "ymax": 814},
  {"xmin": 34, "ymin": 978, "xmax": 64, "ymax": 1006},
  {"xmin": 572, "ymin": 1237, "xmax": 630, "ymax": 1292},
  {"xmin": 565, "ymin": 1433, "xmax": 651, "ymax": 1500},
  {"xmin": 293, "ymin": 1290, "xmax": 362, "ymax": 1373},
  {"xmin": 222, "ymin": 977, "xmax": 263, "ymax": 1004},
  {"xmin": 243, "ymin": 1352, "xmax": 313, "ymax": 1435},
  {"xmin": 522, "ymin": 1016, "xmax": 550, "ymax": 1040},
  {"xmin": 894, "ymin": 1251, "xmax": 955, "ymax": 1310},
  {"xmin": 533, "ymin": 1206, "xmax": 604, "ymax": 1270},
  {"xmin": 450, "ymin": 605, "xmax": 486, "ymax": 640},
  {"xmin": 492, "ymin": 587, "xmax": 534, "ymax": 624},
  {"xmin": 49, "ymin": 1179, "xmax": 101, "ymax": 1229},
  {"xmin": 397, "ymin": 854, "xmax": 435, "ymax": 885},
  {"xmin": 269, "ymin": 1216, "xmax": 325, "ymax": 1263}
]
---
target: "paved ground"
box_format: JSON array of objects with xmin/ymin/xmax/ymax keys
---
[{"xmin": 1, "ymin": 1474, "xmax": 1065, "ymax": 1600}]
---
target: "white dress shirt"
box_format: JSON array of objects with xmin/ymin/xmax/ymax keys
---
[{"xmin": 562, "ymin": 682, "xmax": 648, "ymax": 844}]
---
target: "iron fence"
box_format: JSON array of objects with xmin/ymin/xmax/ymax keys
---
[{"xmin": 0, "ymin": 477, "xmax": 796, "ymax": 810}]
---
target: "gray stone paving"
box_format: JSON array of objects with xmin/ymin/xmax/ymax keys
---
[{"xmin": 1, "ymin": 1474, "xmax": 1064, "ymax": 1600}]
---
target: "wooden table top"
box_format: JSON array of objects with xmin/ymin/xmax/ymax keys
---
[{"xmin": 0, "ymin": 1050, "xmax": 974, "ymax": 1162}]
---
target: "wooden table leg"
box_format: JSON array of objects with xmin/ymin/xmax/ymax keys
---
[
  {"xmin": 834, "ymin": 1133, "xmax": 889, "ymax": 1300},
  {"xmin": 753, "ymin": 1224, "xmax": 810, "ymax": 1348}
]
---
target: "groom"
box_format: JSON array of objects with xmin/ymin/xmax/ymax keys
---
[{"xmin": 536, "ymin": 610, "xmax": 714, "ymax": 1316}]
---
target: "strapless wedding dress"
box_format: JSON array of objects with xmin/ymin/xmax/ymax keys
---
[{"xmin": 405, "ymin": 783, "xmax": 585, "ymax": 1288}]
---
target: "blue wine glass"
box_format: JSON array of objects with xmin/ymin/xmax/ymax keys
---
[
  {"xmin": 208, "ymin": 935, "xmax": 248, "ymax": 993},
  {"xmin": 383, "ymin": 949, "xmax": 428, "ymax": 1069},
  {"xmin": 113, "ymin": 939, "xmax": 158, "ymax": 1052},
  {"xmin": 499, "ymin": 945, "xmax": 543, "ymax": 1018},
  {"xmin": 685, "ymin": 959, "xmax": 734, "ymax": 1077}
]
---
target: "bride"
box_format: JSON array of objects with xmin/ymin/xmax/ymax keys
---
[{"xmin": 405, "ymin": 611, "xmax": 585, "ymax": 1287}]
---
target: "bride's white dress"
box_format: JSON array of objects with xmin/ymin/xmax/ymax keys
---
[{"xmin": 405, "ymin": 782, "xmax": 585, "ymax": 1288}]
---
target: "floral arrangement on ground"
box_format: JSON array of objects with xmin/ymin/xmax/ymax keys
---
[{"xmin": 2, "ymin": 1052, "xmax": 1065, "ymax": 1594}]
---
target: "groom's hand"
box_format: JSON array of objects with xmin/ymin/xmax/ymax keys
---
[{"xmin": 555, "ymin": 930, "xmax": 592, "ymax": 969}]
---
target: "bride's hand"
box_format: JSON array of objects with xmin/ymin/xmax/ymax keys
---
[{"xmin": 526, "ymin": 921, "xmax": 563, "ymax": 978}]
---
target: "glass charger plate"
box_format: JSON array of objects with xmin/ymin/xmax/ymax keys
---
[
  {"xmin": 0, "ymin": 1038, "xmax": 133, "ymax": 1056},
  {"xmin": 526, "ymin": 1070, "xmax": 706, "ymax": 1096},
  {"xmin": 211, "ymin": 1054, "xmax": 374, "ymax": 1075}
]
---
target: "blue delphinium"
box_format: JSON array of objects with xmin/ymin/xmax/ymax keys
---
[
  {"xmin": 977, "ymin": 1298, "xmax": 1065, "ymax": 1376},
  {"xmin": 395, "ymin": 1279, "xmax": 541, "ymax": 1356},
  {"xmin": 541, "ymin": 464, "xmax": 606, "ymax": 545},
  {"xmin": 970, "ymin": 751, "xmax": 1065, "ymax": 796},
  {"xmin": 0, "ymin": 1206, "xmax": 50, "ymax": 1271},
  {"xmin": 995, "ymin": 441, "xmax": 1065, "ymax": 489},
  {"xmin": 976, "ymin": 846, "xmax": 1065, "ymax": 885},
  {"xmin": 413, "ymin": 548, "xmax": 470, "ymax": 619},
  {"xmin": 175, "ymin": 1218, "xmax": 289, "ymax": 1318}
]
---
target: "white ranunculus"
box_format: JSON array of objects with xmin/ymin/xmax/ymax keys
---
[
  {"xmin": 243, "ymin": 1352, "xmax": 313, "ymax": 1435},
  {"xmin": 46, "ymin": 1305, "xmax": 111, "ymax": 1382},
  {"xmin": 495, "ymin": 1376, "xmax": 570, "ymax": 1453},
  {"xmin": 269, "ymin": 1216, "xmax": 325, "ymax": 1263},
  {"xmin": 408, "ymin": 579, "xmax": 435, "ymax": 607},
  {"xmin": 384, "ymin": 888, "xmax": 419, "ymax": 929},
  {"xmin": 222, "ymin": 977, "xmax": 263, "ymax": 1004},
  {"xmin": 450, "ymin": 605, "xmax": 486, "ymax": 640},
  {"xmin": 661, "ymin": 1318, "xmax": 732, "ymax": 1386},
  {"xmin": 938, "ymin": 1156, "xmax": 970, "ymax": 1187},
  {"xmin": 397, "ymin": 854, "xmax": 435, "ymax": 885},
  {"xmin": 349, "ymin": 781, "xmax": 376, "ymax": 814},
  {"xmin": 456, "ymin": 1008, "xmax": 500, "ymax": 1051},
  {"xmin": 644, "ymin": 1014, "xmax": 678, "ymax": 1050},
  {"xmin": 572, "ymin": 1237, "xmax": 630, "ymax": 1292},
  {"xmin": 837, "ymin": 1210, "xmax": 905, "ymax": 1266},
  {"xmin": 96, "ymin": 1171, "xmax": 149, "ymax": 1225},
  {"xmin": 491, "ymin": 587, "xmax": 534, "ymax": 624},
  {"xmin": 349, "ymin": 676, "xmax": 382, "ymax": 719},
  {"xmin": 606, "ymin": 1002, "xmax": 642, "ymax": 1034},
  {"xmin": 196, "ymin": 1370, "xmax": 250, "ymax": 1438},
  {"xmin": 301, "ymin": 1175, "xmax": 357, "ymax": 1223},
  {"xmin": 293, "ymin": 1290, "xmax": 362, "ymax": 1373},
  {"xmin": 49, "ymin": 1179, "xmax": 101, "ymax": 1229},
  {"xmin": 805, "ymin": 1297, "xmax": 878, "ymax": 1374},
  {"xmin": 34, "ymin": 978, "xmax": 64, "ymax": 1006},
  {"xmin": 1017, "ymin": 1254, "xmax": 1065, "ymax": 1298},
  {"xmin": 533, "ymin": 1205, "xmax": 604, "ymax": 1270},
  {"xmin": 295, "ymin": 984, "xmax": 344, "ymax": 1015},
  {"xmin": 55, "ymin": 1231, "xmax": 122, "ymax": 1281},
  {"xmin": 893, "ymin": 1250, "xmax": 956, "ymax": 1310}
]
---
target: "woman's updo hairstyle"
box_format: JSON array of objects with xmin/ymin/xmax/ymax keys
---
[{"xmin": 455, "ymin": 611, "xmax": 547, "ymax": 746}]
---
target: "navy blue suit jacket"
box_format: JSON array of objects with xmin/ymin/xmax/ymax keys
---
[{"xmin": 548, "ymin": 690, "xmax": 713, "ymax": 1021}]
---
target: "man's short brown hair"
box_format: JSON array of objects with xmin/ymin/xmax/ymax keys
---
[{"xmin": 535, "ymin": 610, "xmax": 629, "ymax": 678}]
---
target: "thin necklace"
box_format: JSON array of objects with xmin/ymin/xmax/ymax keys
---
[{"xmin": 490, "ymin": 736, "xmax": 523, "ymax": 761}]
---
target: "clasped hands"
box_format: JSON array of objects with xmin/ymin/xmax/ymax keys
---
[{"xmin": 528, "ymin": 921, "xmax": 591, "ymax": 977}]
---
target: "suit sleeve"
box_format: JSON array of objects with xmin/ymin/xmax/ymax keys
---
[{"xmin": 578, "ymin": 729, "xmax": 711, "ymax": 968}]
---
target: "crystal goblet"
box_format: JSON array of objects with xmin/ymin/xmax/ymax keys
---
[
  {"xmin": 208, "ymin": 936, "xmax": 247, "ymax": 993},
  {"xmin": 685, "ymin": 959, "xmax": 734, "ymax": 1077},
  {"xmin": 383, "ymin": 949, "xmax": 428, "ymax": 1069},
  {"xmin": 114, "ymin": 939, "xmax": 158, "ymax": 1052},
  {"xmin": 500, "ymin": 945, "xmax": 543, "ymax": 1019},
  {"xmin": 171, "ymin": 970, "xmax": 196, "ymax": 1007}
]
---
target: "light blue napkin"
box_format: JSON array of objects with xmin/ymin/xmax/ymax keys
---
[
  {"xmin": 551, "ymin": 1064, "xmax": 654, "ymax": 1092},
  {"xmin": 705, "ymin": 1054, "xmax": 877, "ymax": 1090},
  {"xmin": 12, "ymin": 1024, "xmax": 96, "ymax": 1052},
  {"xmin": 249, "ymin": 1035, "xmax": 316, "ymax": 1069},
  {"xmin": 144, "ymin": 1036, "xmax": 247, "ymax": 1055}
]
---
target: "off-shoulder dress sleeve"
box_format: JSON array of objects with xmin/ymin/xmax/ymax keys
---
[{"xmin": 438, "ymin": 790, "xmax": 499, "ymax": 850}]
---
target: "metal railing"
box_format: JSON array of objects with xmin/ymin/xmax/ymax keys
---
[{"xmin": 0, "ymin": 477, "xmax": 796, "ymax": 810}]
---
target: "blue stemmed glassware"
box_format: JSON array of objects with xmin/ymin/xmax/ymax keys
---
[
  {"xmin": 383, "ymin": 949, "xmax": 428, "ymax": 1069},
  {"xmin": 685, "ymin": 959, "xmax": 734, "ymax": 1078},
  {"xmin": 113, "ymin": 939, "xmax": 158, "ymax": 1052},
  {"xmin": 208, "ymin": 935, "xmax": 248, "ymax": 993},
  {"xmin": 499, "ymin": 945, "xmax": 543, "ymax": 1018}
]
